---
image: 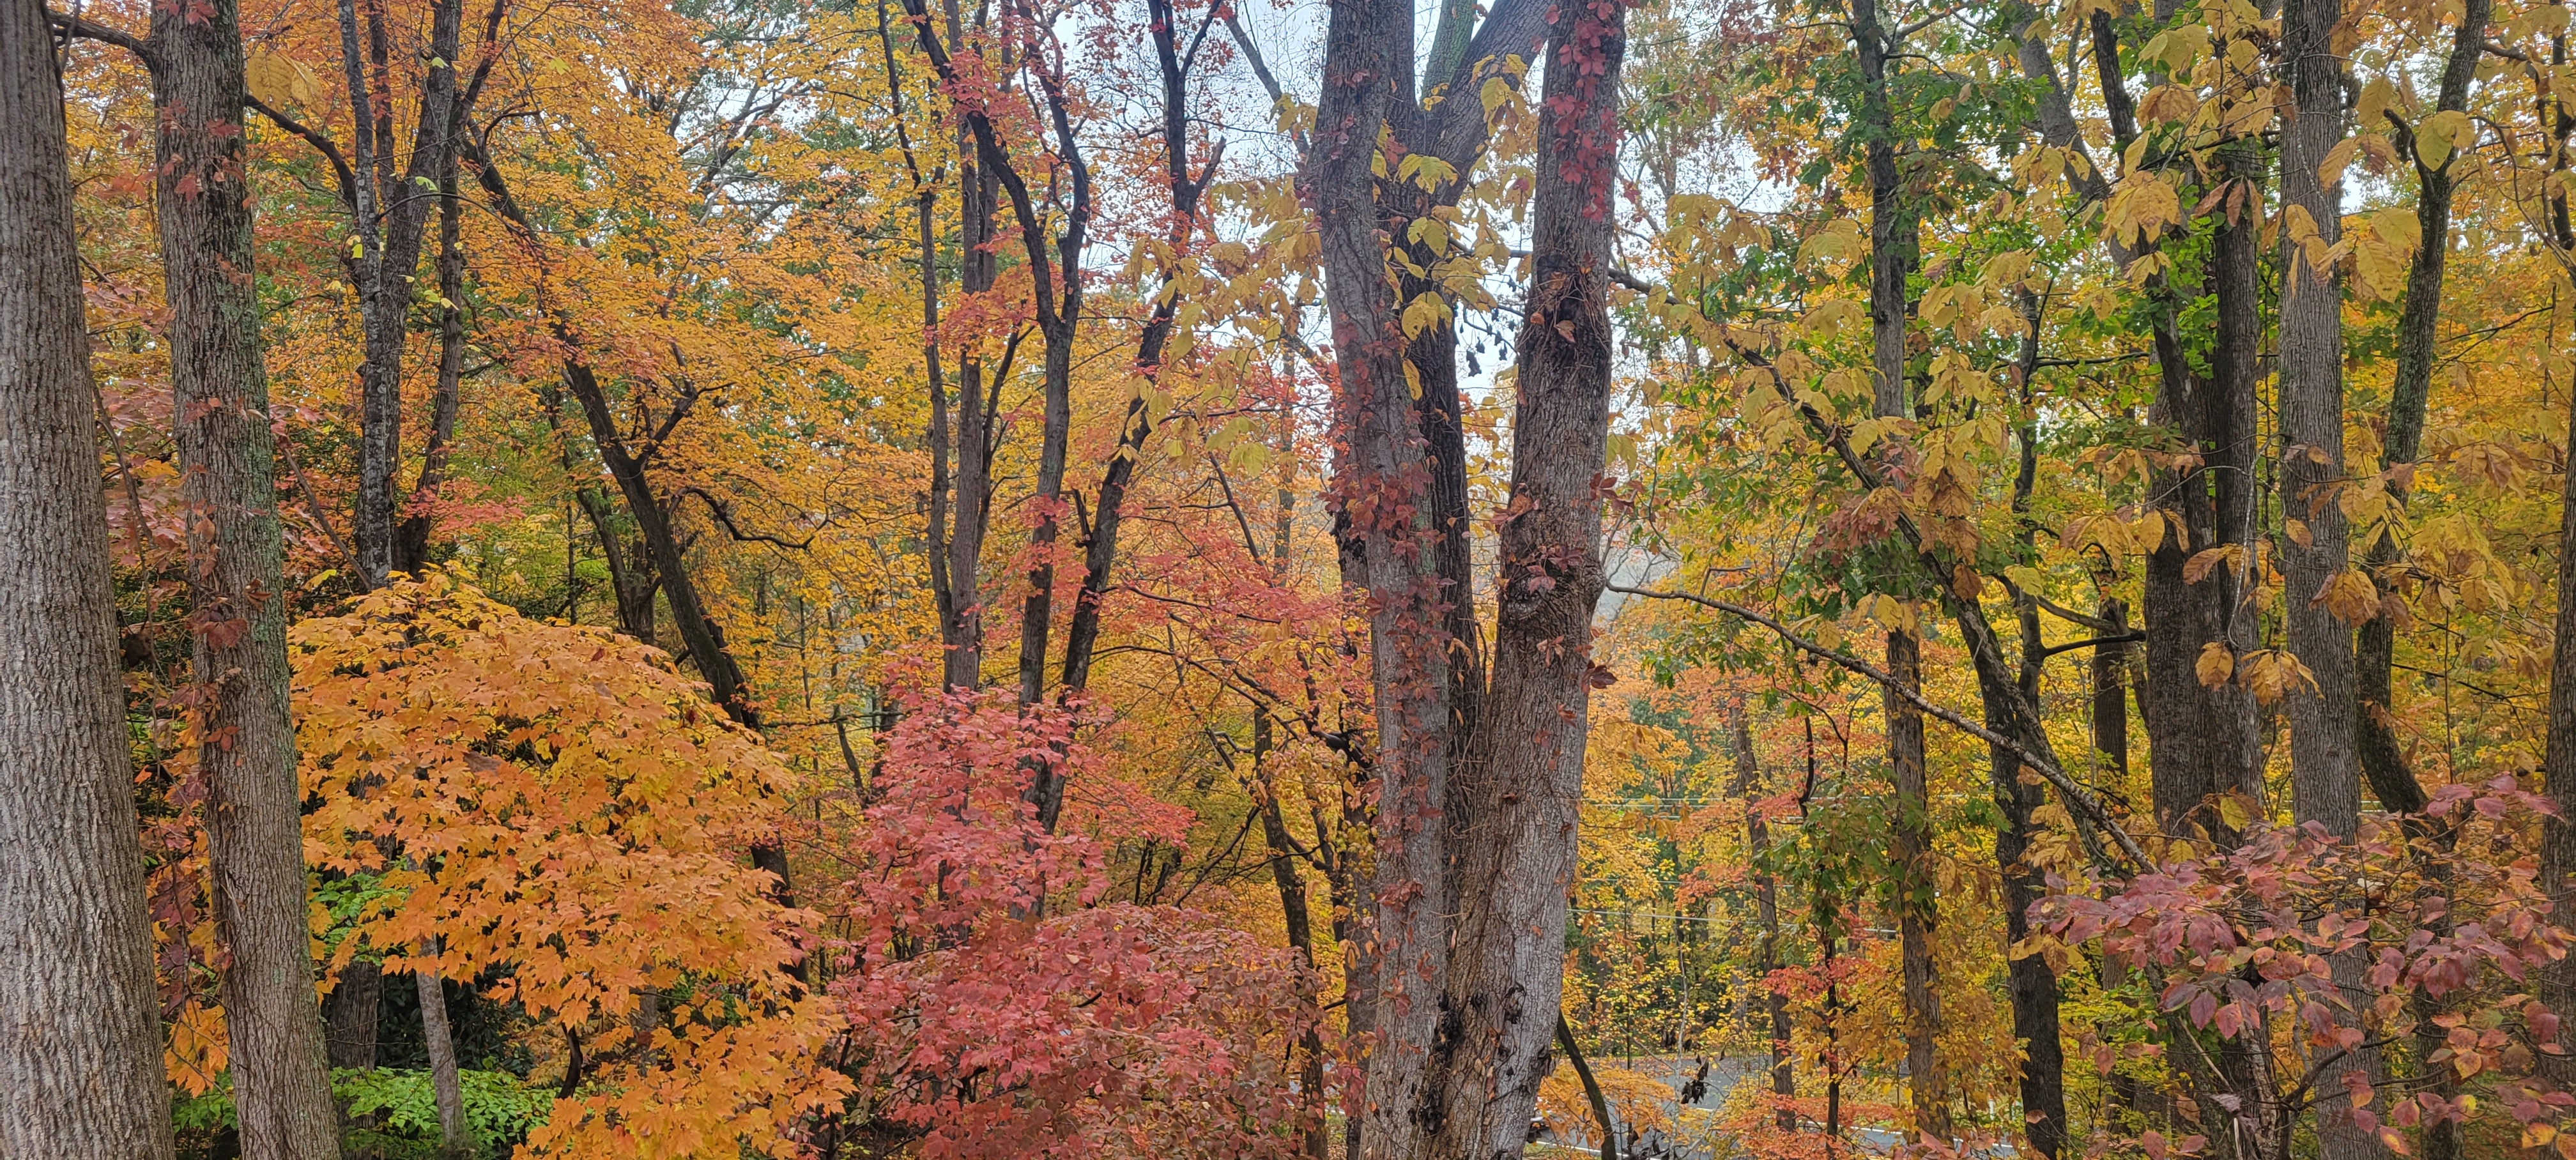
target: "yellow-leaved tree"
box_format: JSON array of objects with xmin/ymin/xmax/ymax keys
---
[{"xmin": 291, "ymin": 572, "xmax": 845, "ymax": 1157}]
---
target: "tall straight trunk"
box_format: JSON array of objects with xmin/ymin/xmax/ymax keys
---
[
  {"xmin": 2278, "ymin": 2, "xmax": 2378, "ymax": 1152},
  {"xmin": 394, "ymin": 92, "xmax": 469, "ymax": 576},
  {"xmin": 942, "ymin": 154, "xmax": 997, "ymax": 691},
  {"xmin": 2280, "ymin": 0, "xmax": 2359, "ymax": 841},
  {"xmin": 1730, "ymin": 704, "xmax": 1796, "ymax": 1133},
  {"xmin": 1853, "ymin": 0, "xmax": 1944, "ymax": 1138},
  {"xmin": 2543, "ymin": 329, "xmax": 2576, "ymax": 1059},
  {"xmin": 1310, "ymin": 0, "xmax": 1455, "ymax": 1142},
  {"xmin": 2143, "ymin": 135, "xmax": 2269, "ymax": 844},
  {"xmin": 1992, "ymin": 296, "xmax": 2069, "ymax": 1160},
  {"xmin": 1413, "ymin": 4, "xmax": 1624, "ymax": 1152},
  {"xmin": 151, "ymin": 0, "xmax": 345, "ymax": 1150},
  {"xmin": 0, "ymin": 11, "xmax": 178, "ymax": 1151},
  {"xmin": 2035, "ymin": 0, "xmax": 2262, "ymax": 844}
]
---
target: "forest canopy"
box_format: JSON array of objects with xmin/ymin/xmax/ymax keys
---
[{"xmin": 10, "ymin": 0, "xmax": 2576, "ymax": 1154}]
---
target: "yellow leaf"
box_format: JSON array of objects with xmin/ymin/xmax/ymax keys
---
[
  {"xmin": 2196, "ymin": 641, "xmax": 2234, "ymax": 689},
  {"xmin": 2183, "ymin": 544, "xmax": 2243, "ymax": 584},
  {"xmin": 2311, "ymin": 569, "xmax": 2381, "ymax": 623}
]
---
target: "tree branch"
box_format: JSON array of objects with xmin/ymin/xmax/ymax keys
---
[
  {"xmin": 1609, "ymin": 583, "xmax": 2149, "ymax": 869},
  {"xmin": 242, "ymin": 91, "xmax": 362, "ymax": 215},
  {"xmin": 45, "ymin": 8, "xmax": 156, "ymax": 68}
]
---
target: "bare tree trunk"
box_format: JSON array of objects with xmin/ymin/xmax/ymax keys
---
[
  {"xmin": 2354, "ymin": 9, "xmax": 2485, "ymax": 1157},
  {"xmin": 1730, "ymin": 704, "xmax": 1796, "ymax": 1133},
  {"xmin": 2544, "ymin": 331, "xmax": 2576, "ymax": 1062},
  {"xmin": 415, "ymin": 942, "xmax": 470, "ymax": 1158},
  {"xmin": 394, "ymin": 92, "xmax": 469, "ymax": 576},
  {"xmin": 1310, "ymin": 0, "xmax": 1455, "ymax": 1140},
  {"xmin": 146, "ymin": 0, "xmax": 346, "ymax": 1151},
  {"xmin": 1853, "ymin": 0, "xmax": 1944, "ymax": 1135},
  {"xmin": 1253, "ymin": 711, "xmax": 1331, "ymax": 1160},
  {"xmin": 1556, "ymin": 1016, "xmax": 1620, "ymax": 1160},
  {"xmin": 2278, "ymin": 0, "xmax": 2379, "ymax": 1152},
  {"xmin": 347, "ymin": 0, "xmax": 466, "ymax": 586},
  {"xmin": 0, "ymin": 12, "xmax": 179, "ymax": 1150},
  {"xmin": 324, "ymin": 959, "xmax": 383, "ymax": 1069},
  {"xmin": 1415, "ymin": 4, "xmax": 1625, "ymax": 1152}
]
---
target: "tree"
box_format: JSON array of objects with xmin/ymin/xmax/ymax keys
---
[
  {"xmin": 49, "ymin": 0, "xmax": 347, "ymax": 1151},
  {"xmin": 0, "ymin": 3, "xmax": 177, "ymax": 1153},
  {"xmin": 1310, "ymin": 0, "xmax": 1631, "ymax": 1148}
]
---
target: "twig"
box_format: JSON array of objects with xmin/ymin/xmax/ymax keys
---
[{"xmin": 1609, "ymin": 583, "xmax": 2149, "ymax": 868}]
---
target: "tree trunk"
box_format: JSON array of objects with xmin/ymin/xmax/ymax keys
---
[
  {"xmin": 1854, "ymin": 0, "xmax": 1944, "ymax": 1136},
  {"xmin": 348, "ymin": 0, "xmax": 466, "ymax": 586},
  {"xmin": 1311, "ymin": 0, "xmax": 1457, "ymax": 1140},
  {"xmin": 1412, "ymin": 5, "xmax": 1625, "ymax": 1153},
  {"xmin": 150, "ymin": 0, "xmax": 346, "ymax": 1152},
  {"xmin": 2278, "ymin": 2, "xmax": 2380, "ymax": 1152},
  {"xmin": 324, "ymin": 959, "xmax": 383, "ymax": 1070},
  {"xmin": 1730, "ymin": 704, "xmax": 1796, "ymax": 1133},
  {"xmin": 1555, "ymin": 1016, "xmax": 1620, "ymax": 1160},
  {"xmin": 2543, "ymin": 328, "xmax": 2576, "ymax": 1064},
  {"xmin": 1253, "ymin": 711, "xmax": 1331, "ymax": 1160},
  {"xmin": 394, "ymin": 84, "xmax": 470, "ymax": 577},
  {"xmin": 2354, "ymin": 8, "xmax": 2485, "ymax": 1156},
  {"xmin": 415, "ymin": 942, "xmax": 470, "ymax": 1158},
  {"xmin": 940, "ymin": 152, "xmax": 997, "ymax": 692},
  {"xmin": 0, "ymin": 12, "xmax": 179, "ymax": 1150}
]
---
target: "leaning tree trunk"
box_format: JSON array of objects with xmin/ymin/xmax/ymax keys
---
[
  {"xmin": 0, "ymin": 8, "xmax": 179, "ymax": 1153},
  {"xmin": 1413, "ymin": 3, "xmax": 1627, "ymax": 1153},
  {"xmin": 150, "ymin": 0, "xmax": 346, "ymax": 1153},
  {"xmin": 416, "ymin": 940, "xmax": 471, "ymax": 1158}
]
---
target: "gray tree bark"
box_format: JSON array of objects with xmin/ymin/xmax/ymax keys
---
[
  {"xmin": 0, "ymin": 6, "xmax": 179, "ymax": 1152},
  {"xmin": 1729, "ymin": 704, "xmax": 1797, "ymax": 1133},
  {"xmin": 1413, "ymin": 4, "xmax": 1625, "ymax": 1153},
  {"xmin": 2278, "ymin": 0, "xmax": 2379, "ymax": 1152},
  {"xmin": 415, "ymin": 941, "xmax": 471, "ymax": 1158},
  {"xmin": 147, "ymin": 0, "xmax": 346, "ymax": 1150}
]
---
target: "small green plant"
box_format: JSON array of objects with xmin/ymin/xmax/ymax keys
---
[{"xmin": 337, "ymin": 1068, "xmax": 554, "ymax": 1159}]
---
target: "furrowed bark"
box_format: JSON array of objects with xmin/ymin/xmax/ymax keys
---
[
  {"xmin": 1308, "ymin": 0, "xmax": 1453, "ymax": 1142},
  {"xmin": 0, "ymin": 10, "xmax": 179, "ymax": 1150},
  {"xmin": 153, "ymin": 0, "xmax": 345, "ymax": 1148},
  {"xmin": 2278, "ymin": 0, "xmax": 2379, "ymax": 1150},
  {"xmin": 1416, "ymin": 3, "xmax": 1624, "ymax": 1153}
]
